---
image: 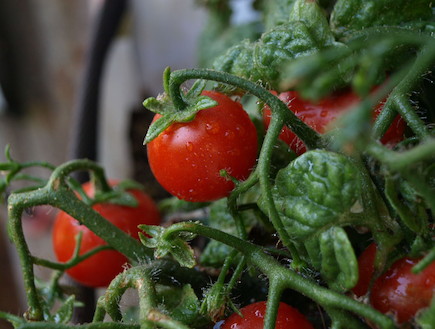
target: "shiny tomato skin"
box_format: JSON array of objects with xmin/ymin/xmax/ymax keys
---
[
  {"xmin": 352, "ymin": 243, "xmax": 377, "ymax": 297},
  {"xmin": 370, "ymin": 257, "xmax": 435, "ymax": 324},
  {"xmin": 147, "ymin": 91, "xmax": 258, "ymax": 202},
  {"xmin": 220, "ymin": 301, "xmax": 314, "ymax": 329},
  {"xmin": 263, "ymin": 90, "xmax": 405, "ymax": 155},
  {"xmin": 52, "ymin": 181, "xmax": 161, "ymax": 287}
]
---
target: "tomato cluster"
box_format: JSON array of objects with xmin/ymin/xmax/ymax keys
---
[
  {"xmin": 51, "ymin": 88, "xmax": 424, "ymax": 327},
  {"xmin": 263, "ymin": 89, "xmax": 405, "ymax": 155}
]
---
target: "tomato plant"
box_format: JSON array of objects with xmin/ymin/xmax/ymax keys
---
[
  {"xmin": 219, "ymin": 301, "xmax": 314, "ymax": 329},
  {"xmin": 52, "ymin": 181, "xmax": 161, "ymax": 287},
  {"xmin": 263, "ymin": 90, "xmax": 406, "ymax": 155},
  {"xmin": 147, "ymin": 90, "xmax": 258, "ymax": 202},
  {"xmin": 1, "ymin": 1, "xmax": 435, "ymax": 328}
]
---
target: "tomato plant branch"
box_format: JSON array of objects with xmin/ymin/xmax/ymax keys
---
[
  {"xmin": 167, "ymin": 68, "xmax": 322, "ymax": 151},
  {"xmin": 366, "ymin": 139, "xmax": 435, "ymax": 172},
  {"xmin": 323, "ymin": 307, "xmax": 369, "ymax": 329},
  {"xmin": 413, "ymin": 246, "xmax": 435, "ymax": 273},
  {"xmin": 372, "ymin": 41, "xmax": 435, "ymax": 140},
  {"xmin": 167, "ymin": 68, "xmax": 324, "ymax": 264},
  {"xmin": 5, "ymin": 159, "xmax": 154, "ymax": 321},
  {"xmin": 263, "ymin": 278, "xmax": 284, "ymax": 329},
  {"xmin": 32, "ymin": 245, "xmax": 113, "ymax": 270},
  {"xmin": 163, "ymin": 222, "xmax": 397, "ymax": 329},
  {"xmin": 0, "ymin": 311, "xmax": 25, "ymax": 328},
  {"xmin": 94, "ymin": 265, "xmax": 158, "ymax": 326},
  {"xmin": 393, "ymin": 95, "xmax": 430, "ymax": 140},
  {"xmin": 366, "ymin": 140, "xmax": 435, "ymax": 213}
]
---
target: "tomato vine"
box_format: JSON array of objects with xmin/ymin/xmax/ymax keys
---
[{"xmin": 1, "ymin": 0, "xmax": 435, "ymax": 328}]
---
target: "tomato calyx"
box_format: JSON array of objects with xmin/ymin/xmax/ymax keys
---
[{"xmin": 143, "ymin": 75, "xmax": 219, "ymax": 144}]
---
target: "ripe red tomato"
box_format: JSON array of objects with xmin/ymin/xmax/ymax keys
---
[
  {"xmin": 370, "ymin": 257, "xmax": 435, "ymax": 324},
  {"xmin": 52, "ymin": 181, "xmax": 161, "ymax": 287},
  {"xmin": 220, "ymin": 301, "xmax": 314, "ymax": 329},
  {"xmin": 353, "ymin": 244, "xmax": 435, "ymax": 324},
  {"xmin": 352, "ymin": 243, "xmax": 377, "ymax": 297},
  {"xmin": 147, "ymin": 90, "xmax": 258, "ymax": 202},
  {"xmin": 263, "ymin": 89, "xmax": 405, "ymax": 155}
]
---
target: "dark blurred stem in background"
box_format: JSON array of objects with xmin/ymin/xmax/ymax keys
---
[
  {"xmin": 0, "ymin": 0, "xmax": 48, "ymax": 116},
  {"xmin": 69, "ymin": 0, "xmax": 128, "ymax": 323}
]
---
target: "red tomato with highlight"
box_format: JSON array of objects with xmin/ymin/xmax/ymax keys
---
[
  {"xmin": 353, "ymin": 244, "xmax": 435, "ymax": 324},
  {"xmin": 52, "ymin": 181, "xmax": 161, "ymax": 287},
  {"xmin": 147, "ymin": 91, "xmax": 258, "ymax": 202},
  {"xmin": 220, "ymin": 301, "xmax": 314, "ymax": 329},
  {"xmin": 263, "ymin": 89, "xmax": 405, "ymax": 155},
  {"xmin": 370, "ymin": 257, "xmax": 435, "ymax": 323}
]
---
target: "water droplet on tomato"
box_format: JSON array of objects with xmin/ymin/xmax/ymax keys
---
[
  {"xmin": 254, "ymin": 309, "xmax": 264, "ymax": 318},
  {"xmin": 225, "ymin": 131, "xmax": 235, "ymax": 139},
  {"xmin": 235, "ymin": 125, "xmax": 245, "ymax": 136},
  {"xmin": 206, "ymin": 122, "xmax": 220, "ymax": 134},
  {"xmin": 185, "ymin": 142, "xmax": 193, "ymax": 151}
]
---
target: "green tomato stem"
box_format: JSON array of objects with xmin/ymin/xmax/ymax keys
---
[
  {"xmin": 164, "ymin": 222, "xmax": 398, "ymax": 329},
  {"xmin": 372, "ymin": 42, "xmax": 435, "ymax": 140},
  {"xmin": 367, "ymin": 139, "xmax": 435, "ymax": 172},
  {"xmin": 168, "ymin": 68, "xmax": 322, "ymax": 150},
  {"xmin": 168, "ymin": 68, "xmax": 322, "ymax": 263},
  {"xmin": 6, "ymin": 159, "xmax": 153, "ymax": 321},
  {"xmin": 263, "ymin": 278, "xmax": 284, "ymax": 329}
]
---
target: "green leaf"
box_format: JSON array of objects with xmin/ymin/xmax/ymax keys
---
[
  {"xmin": 319, "ymin": 227, "xmax": 358, "ymax": 292},
  {"xmin": 167, "ymin": 237, "xmax": 197, "ymax": 269},
  {"xmin": 261, "ymin": 0, "xmax": 296, "ymax": 31},
  {"xmin": 330, "ymin": 0, "xmax": 434, "ymax": 39},
  {"xmin": 272, "ymin": 150, "xmax": 361, "ymax": 238},
  {"xmin": 200, "ymin": 240, "xmax": 234, "ymax": 268},
  {"xmin": 212, "ymin": 0, "xmax": 341, "ymax": 90},
  {"xmin": 157, "ymin": 284, "xmax": 206, "ymax": 325},
  {"xmin": 289, "ymin": 0, "xmax": 335, "ymax": 46},
  {"xmin": 416, "ymin": 296, "xmax": 435, "ymax": 329},
  {"xmin": 139, "ymin": 225, "xmax": 197, "ymax": 268},
  {"xmin": 263, "ymin": 150, "xmax": 363, "ymax": 290}
]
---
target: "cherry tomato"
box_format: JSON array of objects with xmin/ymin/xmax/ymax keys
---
[
  {"xmin": 147, "ymin": 90, "xmax": 258, "ymax": 202},
  {"xmin": 370, "ymin": 257, "xmax": 435, "ymax": 323},
  {"xmin": 220, "ymin": 301, "xmax": 314, "ymax": 329},
  {"xmin": 353, "ymin": 244, "xmax": 435, "ymax": 323},
  {"xmin": 52, "ymin": 181, "xmax": 161, "ymax": 287},
  {"xmin": 263, "ymin": 89, "xmax": 405, "ymax": 155},
  {"xmin": 352, "ymin": 243, "xmax": 377, "ymax": 297}
]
